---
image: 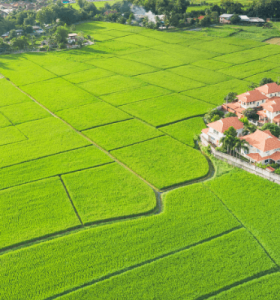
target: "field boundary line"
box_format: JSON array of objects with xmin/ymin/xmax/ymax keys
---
[
  {"xmin": 78, "ymin": 117, "xmax": 133, "ymax": 131},
  {"xmin": 204, "ymin": 184, "xmax": 280, "ymax": 268},
  {"xmin": 59, "ymin": 176, "xmax": 84, "ymax": 226},
  {"xmin": 108, "ymin": 134, "xmax": 165, "ymax": 152},
  {"xmin": 0, "ymin": 161, "xmax": 114, "ymax": 193},
  {"xmin": 197, "ymin": 268, "xmax": 279, "ymax": 300},
  {"xmin": 156, "ymin": 114, "xmax": 205, "ymax": 128},
  {"xmin": 9, "ymin": 79, "xmax": 164, "ymax": 192},
  {"xmin": 0, "ymin": 144, "xmax": 92, "ymax": 171},
  {"xmin": 0, "ymin": 189, "xmax": 161, "ymax": 256},
  {"xmin": 45, "ymin": 226, "xmax": 243, "ymax": 300}
]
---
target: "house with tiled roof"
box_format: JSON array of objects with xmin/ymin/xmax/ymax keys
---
[
  {"xmin": 256, "ymin": 82, "xmax": 280, "ymax": 98},
  {"xmin": 201, "ymin": 117, "xmax": 244, "ymax": 146},
  {"xmin": 223, "ymin": 83, "xmax": 280, "ymax": 124},
  {"xmin": 240, "ymin": 130, "xmax": 280, "ymax": 164}
]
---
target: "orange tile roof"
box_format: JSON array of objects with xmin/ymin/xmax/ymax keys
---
[
  {"xmin": 266, "ymin": 166, "xmax": 275, "ymax": 172},
  {"xmin": 261, "ymin": 97, "xmax": 280, "ymax": 113},
  {"xmin": 247, "ymin": 151, "xmax": 280, "ymax": 162},
  {"xmin": 257, "ymin": 110, "xmax": 267, "ymax": 118},
  {"xmin": 256, "ymin": 82, "xmax": 280, "ymax": 94},
  {"xmin": 273, "ymin": 114, "xmax": 280, "ymax": 122},
  {"xmin": 237, "ymin": 90, "xmax": 267, "ymax": 103},
  {"xmin": 223, "ymin": 102, "xmax": 245, "ymax": 113},
  {"xmin": 198, "ymin": 16, "xmax": 204, "ymax": 20},
  {"xmin": 207, "ymin": 117, "xmax": 244, "ymax": 133},
  {"xmin": 247, "ymin": 152, "xmax": 263, "ymax": 161},
  {"xmin": 241, "ymin": 129, "xmax": 280, "ymax": 152},
  {"xmin": 201, "ymin": 128, "xmax": 209, "ymax": 134}
]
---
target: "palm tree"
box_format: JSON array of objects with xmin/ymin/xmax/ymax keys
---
[
  {"xmin": 221, "ymin": 135, "xmax": 236, "ymax": 155},
  {"xmin": 233, "ymin": 139, "xmax": 249, "ymax": 158}
]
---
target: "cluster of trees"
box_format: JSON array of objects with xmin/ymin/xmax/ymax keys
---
[
  {"xmin": 219, "ymin": 0, "xmax": 280, "ymax": 19},
  {"xmin": 0, "ymin": 0, "xmax": 98, "ymax": 36},
  {"xmin": 218, "ymin": 126, "xmax": 249, "ymax": 157}
]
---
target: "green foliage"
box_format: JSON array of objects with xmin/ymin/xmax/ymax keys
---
[
  {"xmin": 243, "ymin": 108, "xmax": 258, "ymax": 119},
  {"xmin": 160, "ymin": 117, "xmax": 206, "ymax": 147},
  {"xmin": 0, "ymin": 183, "xmax": 239, "ymax": 298},
  {"xmin": 0, "ymin": 177, "xmax": 80, "ymax": 249},
  {"xmin": 259, "ymin": 77, "xmax": 274, "ymax": 86},
  {"xmin": 122, "ymin": 94, "xmax": 215, "ymax": 127},
  {"xmin": 0, "ymin": 146, "xmax": 112, "ymax": 191},
  {"xmin": 112, "ymin": 136, "xmax": 209, "ymax": 189},
  {"xmin": 57, "ymin": 102, "xmax": 131, "ymax": 130},
  {"xmin": 83, "ymin": 119, "xmax": 162, "ymax": 150},
  {"xmin": 231, "ymin": 14, "xmax": 241, "ymax": 24},
  {"xmin": 261, "ymin": 123, "xmax": 280, "ymax": 137},
  {"xmin": 224, "ymin": 112, "xmax": 237, "ymax": 118},
  {"xmin": 10, "ymin": 36, "xmax": 29, "ymax": 50},
  {"xmin": 62, "ymin": 163, "xmax": 156, "ymax": 223},
  {"xmin": 204, "ymin": 108, "xmax": 224, "ymax": 123}
]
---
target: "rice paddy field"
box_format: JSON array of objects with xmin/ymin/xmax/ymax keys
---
[{"xmin": 1, "ymin": 21, "xmax": 280, "ymax": 299}]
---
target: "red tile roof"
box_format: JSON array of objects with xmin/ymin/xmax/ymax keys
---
[
  {"xmin": 198, "ymin": 16, "xmax": 204, "ymax": 20},
  {"xmin": 201, "ymin": 128, "xmax": 209, "ymax": 134},
  {"xmin": 247, "ymin": 151, "xmax": 280, "ymax": 162},
  {"xmin": 273, "ymin": 114, "xmax": 280, "ymax": 122},
  {"xmin": 237, "ymin": 90, "xmax": 267, "ymax": 103},
  {"xmin": 257, "ymin": 110, "xmax": 267, "ymax": 118},
  {"xmin": 222, "ymin": 102, "xmax": 245, "ymax": 114},
  {"xmin": 256, "ymin": 83, "xmax": 280, "ymax": 94},
  {"xmin": 266, "ymin": 166, "xmax": 275, "ymax": 172},
  {"xmin": 261, "ymin": 97, "xmax": 280, "ymax": 113},
  {"xmin": 241, "ymin": 129, "xmax": 280, "ymax": 152},
  {"xmin": 207, "ymin": 117, "xmax": 244, "ymax": 133}
]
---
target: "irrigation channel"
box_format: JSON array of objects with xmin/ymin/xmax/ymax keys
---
[{"xmin": 2, "ymin": 77, "xmax": 271, "ymax": 300}]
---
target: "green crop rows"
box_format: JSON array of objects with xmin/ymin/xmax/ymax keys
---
[
  {"xmin": 83, "ymin": 119, "xmax": 162, "ymax": 150},
  {"xmin": 62, "ymin": 163, "xmax": 156, "ymax": 223},
  {"xmin": 112, "ymin": 136, "xmax": 209, "ymax": 189},
  {"xmin": 1, "ymin": 21, "xmax": 280, "ymax": 299},
  {"xmin": 0, "ymin": 177, "xmax": 81, "ymax": 249}
]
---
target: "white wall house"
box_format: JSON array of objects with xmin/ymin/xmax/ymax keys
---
[
  {"xmin": 241, "ymin": 130, "xmax": 280, "ymax": 164},
  {"xmin": 256, "ymin": 83, "xmax": 280, "ymax": 98},
  {"xmin": 201, "ymin": 117, "xmax": 244, "ymax": 146},
  {"xmin": 237, "ymin": 90, "xmax": 267, "ymax": 109}
]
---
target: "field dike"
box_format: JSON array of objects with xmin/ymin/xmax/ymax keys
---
[{"xmin": 2, "ymin": 77, "xmax": 279, "ymax": 299}]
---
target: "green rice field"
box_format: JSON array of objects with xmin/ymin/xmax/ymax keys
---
[{"xmin": 1, "ymin": 21, "xmax": 280, "ymax": 299}]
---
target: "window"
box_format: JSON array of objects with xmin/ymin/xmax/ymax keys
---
[
  {"xmin": 213, "ymin": 129, "xmax": 219, "ymax": 135},
  {"xmin": 265, "ymin": 159, "xmax": 269, "ymax": 163},
  {"xmin": 257, "ymin": 149, "xmax": 260, "ymax": 153},
  {"xmin": 244, "ymin": 149, "xmax": 248, "ymax": 154}
]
